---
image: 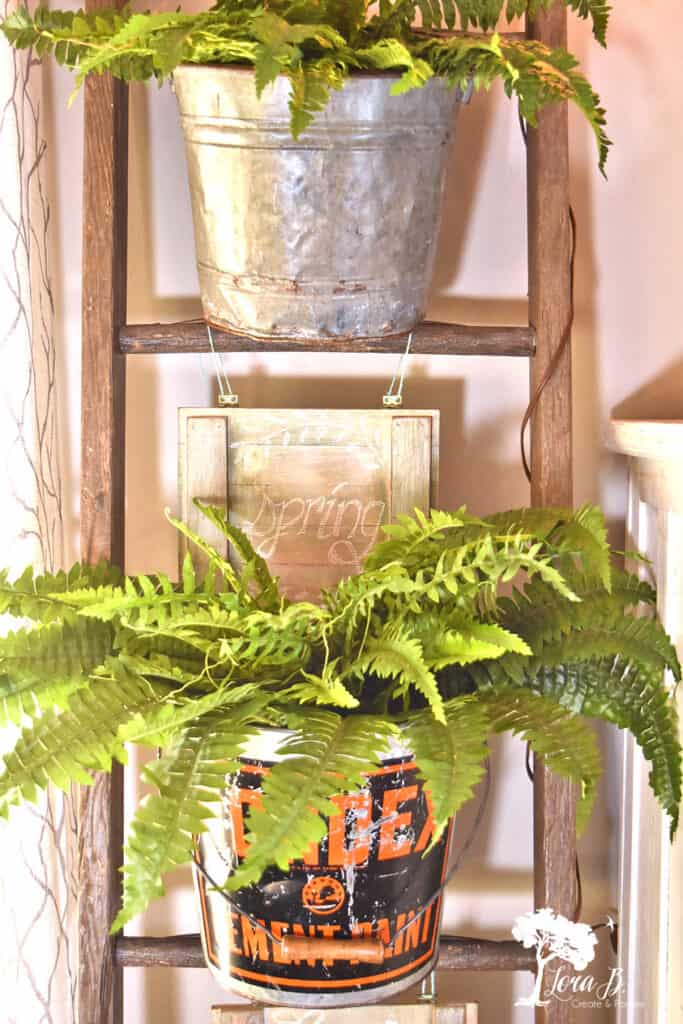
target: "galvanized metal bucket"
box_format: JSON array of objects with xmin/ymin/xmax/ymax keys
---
[
  {"xmin": 193, "ymin": 728, "xmax": 455, "ymax": 1006},
  {"xmin": 173, "ymin": 66, "xmax": 464, "ymax": 341}
]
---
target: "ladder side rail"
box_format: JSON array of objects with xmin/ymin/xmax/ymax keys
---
[
  {"xmin": 79, "ymin": 0, "xmax": 129, "ymax": 1015},
  {"xmin": 526, "ymin": 3, "xmax": 577, "ymax": 1023}
]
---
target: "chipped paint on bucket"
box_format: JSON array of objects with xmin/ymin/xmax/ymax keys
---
[{"xmin": 194, "ymin": 729, "xmax": 454, "ymax": 1006}]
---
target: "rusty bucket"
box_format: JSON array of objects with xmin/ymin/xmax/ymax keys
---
[
  {"xmin": 173, "ymin": 66, "xmax": 464, "ymax": 342},
  {"xmin": 193, "ymin": 729, "xmax": 454, "ymax": 1007}
]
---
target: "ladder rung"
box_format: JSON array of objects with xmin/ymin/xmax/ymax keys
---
[
  {"xmin": 119, "ymin": 320, "xmax": 535, "ymax": 357},
  {"xmin": 114, "ymin": 933, "xmax": 535, "ymax": 972}
]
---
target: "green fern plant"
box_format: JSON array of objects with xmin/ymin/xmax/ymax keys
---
[
  {"xmin": 0, "ymin": 501, "xmax": 679, "ymax": 931},
  {"xmin": 1, "ymin": 0, "xmax": 610, "ymax": 169}
]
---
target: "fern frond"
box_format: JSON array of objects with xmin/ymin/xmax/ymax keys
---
[
  {"xmin": 282, "ymin": 662, "xmax": 360, "ymax": 709},
  {"xmin": 191, "ymin": 500, "xmax": 280, "ymax": 610},
  {"xmin": 483, "ymin": 688, "xmax": 602, "ymax": 831},
  {"xmin": 0, "ymin": 560, "xmax": 124, "ymax": 623},
  {"xmin": 519, "ymin": 659, "xmax": 681, "ymax": 837},
  {"xmin": 0, "ymin": 618, "xmax": 114, "ymax": 725},
  {"xmin": 165, "ymin": 507, "xmax": 244, "ymax": 595},
  {"xmin": 112, "ymin": 711, "xmax": 259, "ymax": 930},
  {"xmin": 415, "ymin": 611, "xmax": 531, "ymax": 670},
  {"xmin": 403, "ymin": 695, "xmax": 490, "ymax": 842},
  {"xmin": 534, "ymin": 617, "xmax": 680, "ymax": 677},
  {"xmin": 116, "ymin": 684, "xmax": 268, "ymax": 749},
  {"xmin": 498, "ymin": 569, "xmax": 657, "ymax": 649},
  {"xmin": 365, "ymin": 507, "xmax": 481, "ymax": 570},
  {"xmin": 228, "ymin": 711, "xmax": 399, "ymax": 888},
  {"xmin": 352, "ymin": 626, "xmax": 446, "ymax": 722},
  {"xmin": 0, "ymin": 676, "xmax": 171, "ymax": 815}
]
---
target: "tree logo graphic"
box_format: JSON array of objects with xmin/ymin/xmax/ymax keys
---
[{"xmin": 512, "ymin": 907, "xmax": 598, "ymax": 1006}]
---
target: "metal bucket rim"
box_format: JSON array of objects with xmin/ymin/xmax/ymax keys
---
[
  {"xmin": 173, "ymin": 63, "xmax": 457, "ymax": 86},
  {"xmin": 241, "ymin": 724, "xmax": 412, "ymax": 763}
]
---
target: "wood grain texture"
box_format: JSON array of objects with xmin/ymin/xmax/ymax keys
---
[
  {"xmin": 211, "ymin": 1004, "xmax": 478, "ymax": 1023},
  {"xmin": 211, "ymin": 1009, "xmax": 264, "ymax": 1024},
  {"xmin": 114, "ymin": 934, "xmax": 534, "ymax": 972},
  {"xmin": 180, "ymin": 416, "xmax": 230, "ymax": 579},
  {"xmin": 279, "ymin": 935, "xmax": 385, "ymax": 964},
  {"xmin": 79, "ymin": 5, "xmax": 128, "ymax": 1018},
  {"xmin": 264, "ymin": 1006, "xmax": 475, "ymax": 1023},
  {"xmin": 391, "ymin": 418, "xmax": 433, "ymax": 518},
  {"xmin": 527, "ymin": 5, "xmax": 576, "ymax": 1023},
  {"xmin": 119, "ymin": 319, "xmax": 535, "ymax": 357}
]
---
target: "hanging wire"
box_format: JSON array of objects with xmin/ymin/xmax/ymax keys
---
[
  {"xmin": 383, "ymin": 331, "xmax": 414, "ymax": 407},
  {"xmin": 526, "ymin": 740, "xmax": 583, "ymax": 923},
  {"xmin": 206, "ymin": 323, "xmax": 239, "ymax": 406},
  {"xmin": 517, "ymin": 106, "xmax": 577, "ymax": 483}
]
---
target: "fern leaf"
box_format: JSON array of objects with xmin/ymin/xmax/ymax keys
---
[
  {"xmin": 282, "ymin": 662, "xmax": 360, "ymax": 709},
  {"xmin": 0, "ymin": 675, "xmax": 170, "ymax": 816},
  {"xmin": 482, "ymin": 688, "xmax": 602, "ymax": 832},
  {"xmin": 498, "ymin": 569, "xmax": 657, "ymax": 649},
  {"xmin": 116, "ymin": 685, "xmax": 267, "ymax": 749},
  {"xmin": 417, "ymin": 613, "xmax": 531, "ymax": 670},
  {"xmin": 165, "ymin": 507, "xmax": 244, "ymax": 595},
  {"xmin": 0, "ymin": 618, "xmax": 114, "ymax": 725},
  {"xmin": 353, "ymin": 626, "xmax": 446, "ymax": 723},
  {"xmin": 526, "ymin": 659, "xmax": 681, "ymax": 837},
  {"xmin": 403, "ymin": 695, "xmax": 490, "ymax": 842},
  {"xmin": 191, "ymin": 500, "xmax": 280, "ymax": 609},
  {"xmin": 112, "ymin": 711, "xmax": 258, "ymax": 930},
  {"xmin": 0, "ymin": 560, "xmax": 123, "ymax": 623},
  {"xmin": 228, "ymin": 711, "xmax": 399, "ymax": 888}
]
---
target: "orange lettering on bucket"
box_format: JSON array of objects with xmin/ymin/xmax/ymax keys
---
[
  {"xmin": 378, "ymin": 785, "xmax": 418, "ymax": 860},
  {"xmin": 421, "ymin": 904, "xmax": 433, "ymax": 943},
  {"xmin": 414, "ymin": 791, "xmax": 436, "ymax": 853},
  {"xmin": 393, "ymin": 910, "xmax": 422, "ymax": 956},
  {"xmin": 240, "ymin": 915, "xmax": 270, "ymax": 961},
  {"xmin": 328, "ymin": 792, "xmax": 372, "ymax": 866},
  {"xmin": 228, "ymin": 788, "xmax": 263, "ymax": 857}
]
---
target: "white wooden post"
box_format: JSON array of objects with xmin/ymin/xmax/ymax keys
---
[{"xmin": 609, "ymin": 419, "xmax": 683, "ymax": 1024}]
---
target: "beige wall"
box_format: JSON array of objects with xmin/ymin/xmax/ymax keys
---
[{"xmin": 45, "ymin": 3, "xmax": 683, "ymax": 1019}]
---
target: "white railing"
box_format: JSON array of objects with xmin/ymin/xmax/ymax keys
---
[{"xmin": 609, "ymin": 419, "xmax": 683, "ymax": 1024}]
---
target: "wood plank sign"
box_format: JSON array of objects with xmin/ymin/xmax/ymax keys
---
[
  {"xmin": 178, "ymin": 409, "xmax": 439, "ymax": 601},
  {"xmin": 211, "ymin": 1003, "xmax": 478, "ymax": 1023}
]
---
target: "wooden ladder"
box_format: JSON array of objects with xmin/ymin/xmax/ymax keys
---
[{"xmin": 78, "ymin": 2, "xmax": 575, "ymax": 1021}]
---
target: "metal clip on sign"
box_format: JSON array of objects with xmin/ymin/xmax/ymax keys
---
[
  {"xmin": 383, "ymin": 331, "xmax": 413, "ymax": 408},
  {"xmin": 207, "ymin": 323, "xmax": 239, "ymax": 406}
]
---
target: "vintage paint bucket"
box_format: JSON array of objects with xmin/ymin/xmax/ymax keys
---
[
  {"xmin": 173, "ymin": 66, "xmax": 464, "ymax": 342},
  {"xmin": 193, "ymin": 729, "xmax": 454, "ymax": 1007}
]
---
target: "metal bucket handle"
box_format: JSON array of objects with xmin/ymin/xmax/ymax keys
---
[{"xmin": 194, "ymin": 757, "xmax": 490, "ymax": 963}]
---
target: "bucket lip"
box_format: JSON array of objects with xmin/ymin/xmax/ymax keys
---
[
  {"xmin": 173, "ymin": 62, "xmax": 448, "ymax": 84},
  {"xmin": 240, "ymin": 723, "xmax": 413, "ymax": 762}
]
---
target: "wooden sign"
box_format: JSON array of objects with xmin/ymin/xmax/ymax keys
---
[
  {"xmin": 178, "ymin": 409, "xmax": 438, "ymax": 601},
  {"xmin": 211, "ymin": 1004, "xmax": 478, "ymax": 1024}
]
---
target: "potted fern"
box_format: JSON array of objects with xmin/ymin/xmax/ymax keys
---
[
  {"xmin": 0, "ymin": 502, "xmax": 679, "ymax": 1004},
  {"xmin": 1, "ymin": 0, "xmax": 609, "ymax": 341}
]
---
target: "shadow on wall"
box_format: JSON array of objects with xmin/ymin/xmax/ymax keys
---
[{"xmin": 611, "ymin": 358, "xmax": 683, "ymax": 420}]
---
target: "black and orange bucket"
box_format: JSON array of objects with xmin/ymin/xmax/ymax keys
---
[{"xmin": 193, "ymin": 729, "xmax": 454, "ymax": 1007}]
